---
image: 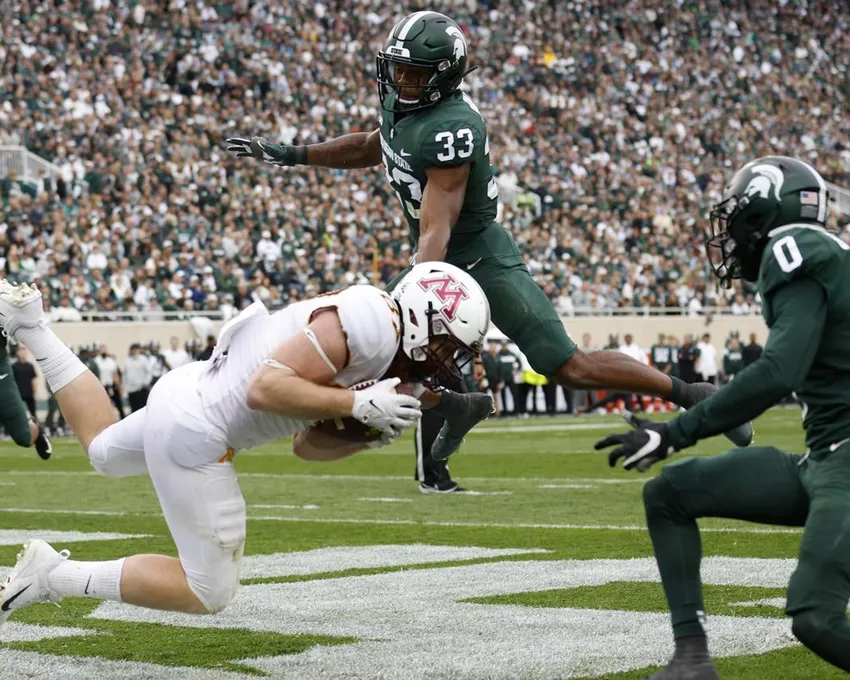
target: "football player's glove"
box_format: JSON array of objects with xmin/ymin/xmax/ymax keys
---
[
  {"xmin": 225, "ymin": 136, "xmax": 299, "ymax": 166},
  {"xmin": 351, "ymin": 378, "xmax": 422, "ymax": 436},
  {"xmin": 594, "ymin": 412, "xmax": 675, "ymax": 472}
]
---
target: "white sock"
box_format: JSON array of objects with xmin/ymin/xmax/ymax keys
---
[
  {"xmin": 48, "ymin": 557, "xmax": 125, "ymax": 602},
  {"xmin": 16, "ymin": 324, "xmax": 87, "ymax": 393}
]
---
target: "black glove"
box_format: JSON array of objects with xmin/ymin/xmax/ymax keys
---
[
  {"xmin": 225, "ymin": 136, "xmax": 301, "ymax": 166},
  {"xmin": 594, "ymin": 412, "xmax": 675, "ymax": 472}
]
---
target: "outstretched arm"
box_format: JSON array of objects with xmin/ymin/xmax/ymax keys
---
[
  {"xmin": 226, "ymin": 129, "xmax": 382, "ymax": 170},
  {"xmin": 667, "ymin": 277, "xmax": 826, "ymax": 449},
  {"xmin": 305, "ymin": 129, "xmax": 383, "ymax": 168}
]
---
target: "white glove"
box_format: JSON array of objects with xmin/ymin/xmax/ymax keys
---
[
  {"xmin": 366, "ymin": 429, "xmax": 401, "ymax": 449},
  {"xmin": 352, "ymin": 378, "xmax": 421, "ymax": 435}
]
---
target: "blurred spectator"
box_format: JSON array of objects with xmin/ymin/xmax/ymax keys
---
[
  {"xmin": 162, "ymin": 336, "xmax": 191, "ymax": 370},
  {"xmin": 723, "ymin": 337, "xmax": 745, "ymax": 384},
  {"xmin": 677, "ymin": 334, "xmax": 700, "ymax": 384},
  {"xmin": 124, "ymin": 343, "xmax": 152, "ymax": 412},
  {"xmin": 696, "ymin": 333, "xmax": 719, "ymax": 385},
  {"xmin": 93, "ymin": 344, "xmax": 124, "ymax": 420},
  {"xmin": 742, "ymin": 333, "xmax": 764, "ymax": 367},
  {"xmin": 197, "ymin": 335, "xmax": 217, "ymax": 361},
  {"xmin": 496, "ymin": 341, "xmax": 521, "ymax": 416},
  {"xmin": 50, "ymin": 297, "xmax": 83, "ymax": 323},
  {"xmin": 650, "ymin": 333, "xmax": 675, "ymax": 376},
  {"xmin": 618, "ymin": 334, "xmax": 647, "ymax": 365},
  {"xmin": 147, "ymin": 340, "xmax": 169, "ymax": 387}
]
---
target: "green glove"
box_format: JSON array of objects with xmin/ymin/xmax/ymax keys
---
[{"xmin": 225, "ymin": 136, "xmax": 306, "ymax": 166}]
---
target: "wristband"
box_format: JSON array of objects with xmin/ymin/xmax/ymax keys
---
[{"xmin": 294, "ymin": 146, "xmax": 308, "ymax": 165}]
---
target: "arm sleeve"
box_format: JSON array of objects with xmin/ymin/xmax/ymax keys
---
[{"xmin": 667, "ymin": 277, "xmax": 826, "ymax": 449}]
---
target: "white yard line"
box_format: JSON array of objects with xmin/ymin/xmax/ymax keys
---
[
  {"xmin": 252, "ymin": 504, "xmax": 320, "ymax": 510},
  {"xmin": 468, "ymin": 423, "xmax": 619, "ymax": 434},
  {"xmin": 0, "ymin": 507, "xmax": 800, "ymax": 535},
  {"xmin": 0, "ymin": 471, "xmax": 647, "ymax": 484}
]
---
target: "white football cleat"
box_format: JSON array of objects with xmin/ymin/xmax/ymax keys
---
[
  {"xmin": 0, "ymin": 281, "xmax": 45, "ymax": 340},
  {"xmin": 0, "ymin": 540, "xmax": 69, "ymax": 629}
]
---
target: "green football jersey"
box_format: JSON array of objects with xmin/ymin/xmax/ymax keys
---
[
  {"xmin": 758, "ymin": 224, "xmax": 850, "ymax": 452},
  {"xmin": 651, "ymin": 344, "xmax": 673, "ymax": 370},
  {"xmin": 379, "ymin": 91, "xmax": 499, "ymax": 252}
]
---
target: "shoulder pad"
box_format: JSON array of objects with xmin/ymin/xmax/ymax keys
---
[{"xmin": 758, "ymin": 224, "xmax": 849, "ymax": 296}]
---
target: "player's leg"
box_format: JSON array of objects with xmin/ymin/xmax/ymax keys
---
[
  {"xmin": 0, "ymin": 364, "xmax": 244, "ymax": 623},
  {"xmin": 786, "ymin": 450, "xmax": 850, "ymax": 672},
  {"xmin": 123, "ymin": 389, "xmax": 244, "ymax": 614},
  {"xmin": 385, "ymin": 267, "xmax": 490, "ymax": 484},
  {"xmin": 416, "ymin": 375, "xmax": 465, "ymax": 493},
  {"xmin": 473, "ymin": 259, "xmax": 752, "ymax": 448},
  {"xmin": 0, "ymin": 331, "xmax": 49, "ymax": 457},
  {"xmin": 642, "ymin": 447, "xmax": 808, "ymax": 679},
  {"xmin": 0, "ymin": 360, "xmax": 37, "ymax": 449},
  {"xmin": 0, "ymin": 403, "xmax": 149, "ymax": 625},
  {"xmin": 0, "ymin": 282, "xmax": 115, "ymax": 452}
]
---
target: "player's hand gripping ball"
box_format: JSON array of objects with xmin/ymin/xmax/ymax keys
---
[{"xmin": 310, "ymin": 380, "xmax": 417, "ymax": 444}]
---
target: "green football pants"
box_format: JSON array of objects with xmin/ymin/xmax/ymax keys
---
[
  {"xmin": 0, "ymin": 356, "xmax": 33, "ymax": 447},
  {"xmin": 643, "ymin": 445, "xmax": 850, "ymax": 672}
]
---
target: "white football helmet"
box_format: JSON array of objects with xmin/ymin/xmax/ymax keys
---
[{"xmin": 392, "ymin": 262, "xmax": 490, "ymax": 384}]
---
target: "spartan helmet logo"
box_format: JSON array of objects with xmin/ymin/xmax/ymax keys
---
[
  {"xmin": 744, "ymin": 164, "xmax": 785, "ymax": 202},
  {"xmin": 445, "ymin": 26, "xmax": 467, "ymax": 61}
]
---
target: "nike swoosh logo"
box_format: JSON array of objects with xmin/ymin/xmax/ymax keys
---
[
  {"xmin": 622, "ymin": 429, "xmax": 663, "ymax": 469},
  {"xmin": 0, "ymin": 374, "xmax": 8, "ymax": 380},
  {"xmin": 399, "ymin": 149, "xmax": 411, "ymax": 157},
  {"xmin": 466, "ymin": 258, "xmax": 483, "ymax": 270},
  {"xmin": 84, "ymin": 575, "xmax": 92, "ymax": 595},
  {"xmin": 1, "ymin": 584, "xmax": 31, "ymax": 611}
]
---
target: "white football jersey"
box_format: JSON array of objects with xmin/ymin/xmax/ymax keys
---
[{"xmin": 197, "ymin": 285, "xmax": 401, "ymax": 451}]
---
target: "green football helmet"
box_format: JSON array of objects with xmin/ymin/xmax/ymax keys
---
[
  {"xmin": 707, "ymin": 155, "xmax": 830, "ymax": 286},
  {"xmin": 377, "ymin": 11, "xmax": 475, "ymax": 113}
]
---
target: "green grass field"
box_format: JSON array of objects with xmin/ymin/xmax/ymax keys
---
[{"xmin": 0, "ymin": 409, "xmax": 837, "ymax": 679}]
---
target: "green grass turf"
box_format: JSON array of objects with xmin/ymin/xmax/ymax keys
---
[{"xmin": 0, "ymin": 409, "xmax": 820, "ymax": 678}]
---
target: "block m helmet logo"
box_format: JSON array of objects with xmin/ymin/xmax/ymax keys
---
[{"xmin": 417, "ymin": 274, "xmax": 469, "ymax": 321}]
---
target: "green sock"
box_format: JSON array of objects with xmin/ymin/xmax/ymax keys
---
[{"xmin": 644, "ymin": 476, "xmax": 707, "ymax": 640}]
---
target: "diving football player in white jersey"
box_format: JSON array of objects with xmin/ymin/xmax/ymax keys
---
[{"xmin": 0, "ymin": 261, "xmax": 489, "ymax": 623}]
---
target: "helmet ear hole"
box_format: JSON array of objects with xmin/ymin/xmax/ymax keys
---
[
  {"xmin": 745, "ymin": 213, "xmax": 765, "ymax": 228},
  {"xmin": 408, "ymin": 309, "xmax": 419, "ymax": 327}
]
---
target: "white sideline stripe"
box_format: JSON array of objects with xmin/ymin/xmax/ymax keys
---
[
  {"xmin": 0, "ymin": 507, "xmax": 803, "ymax": 534},
  {"xmin": 538, "ymin": 484, "xmax": 599, "ymax": 489},
  {"xmin": 358, "ymin": 497, "xmax": 412, "ymax": 503},
  {"xmin": 246, "ymin": 516, "xmax": 803, "ymax": 535},
  {"xmin": 468, "ymin": 423, "xmax": 619, "ymax": 434},
  {"xmin": 0, "ymin": 530, "xmax": 152, "ymax": 545},
  {"xmin": 0, "ymin": 470, "xmax": 647, "ymax": 484},
  {"xmin": 252, "ymin": 504, "xmax": 320, "ymax": 510},
  {"xmin": 0, "ymin": 507, "xmax": 135, "ymax": 516}
]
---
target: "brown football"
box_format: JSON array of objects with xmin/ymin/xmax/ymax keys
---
[{"xmin": 309, "ymin": 381, "xmax": 416, "ymax": 443}]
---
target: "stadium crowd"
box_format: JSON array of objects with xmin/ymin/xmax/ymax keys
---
[{"xmin": 1, "ymin": 0, "xmax": 849, "ymax": 318}]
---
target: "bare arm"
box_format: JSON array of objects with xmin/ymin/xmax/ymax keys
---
[
  {"xmin": 292, "ymin": 428, "xmax": 369, "ymax": 461},
  {"xmin": 246, "ymin": 309, "xmax": 356, "ymax": 419},
  {"xmin": 305, "ymin": 129, "xmax": 382, "ymax": 169},
  {"xmin": 417, "ymin": 164, "xmax": 470, "ymax": 262}
]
